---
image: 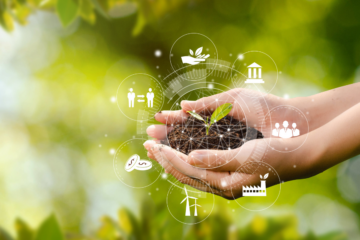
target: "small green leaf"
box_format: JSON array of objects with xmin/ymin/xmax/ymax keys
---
[
  {"xmin": 35, "ymin": 215, "xmax": 64, "ymax": 240},
  {"xmin": 187, "ymin": 111, "xmax": 205, "ymax": 123},
  {"xmin": 210, "ymin": 103, "xmax": 233, "ymax": 125},
  {"xmin": 15, "ymin": 218, "xmax": 34, "ymax": 240},
  {"xmin": 56, "ymin": 0, "xmax": 78, "ymax": 27}
]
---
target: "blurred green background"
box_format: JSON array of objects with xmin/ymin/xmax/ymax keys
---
[{"xmin": 1, "ymin": 0, "xmax": 360, "ymax": 239}]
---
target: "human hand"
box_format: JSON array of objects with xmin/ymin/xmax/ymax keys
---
[
  {"xmin": 181, "ymin": 56, "xmax": 206, "ymax": 65},
  {"xmin": 143, "ymin": 135, "xmax": 319, "ymax": 199}
]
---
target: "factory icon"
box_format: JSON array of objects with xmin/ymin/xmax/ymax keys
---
[{"xmin": 242, "ymin": 173, "xmax": 268, "ymax": 197}]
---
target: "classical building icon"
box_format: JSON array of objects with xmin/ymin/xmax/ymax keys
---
[
  {"xmin": 242, "ymin": 173, "xmax": 268, "ymax": 197},
  {"xmin": 245, "ymin": 62, "xmax": 264, "ymax": 84}
]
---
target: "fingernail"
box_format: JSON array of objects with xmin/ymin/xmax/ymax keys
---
[
  {"xmin": 146, "ymin": 125, "xmax": 156, "ymax": 136},
  {"xmin": 143, "ymin": 140, "xmax": 153, "ymax": 150}
]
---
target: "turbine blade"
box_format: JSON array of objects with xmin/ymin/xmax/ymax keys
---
[{"xmin": 180, "ymin": 197, "xmax": 187, "ymax": 204}]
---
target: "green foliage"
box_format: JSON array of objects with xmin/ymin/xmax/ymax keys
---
[
  {"xmin": 210, "ymin": 103, "xmax": 232, "ymax": 126},
  {"xmin": 57, "ymin": 0, "xmax": 78, "ymax": 27},
  {"xmin": 35, "ymin": 215, "xmax": 64, "ymax": 240},
  {"xmin": 187, "ymin": 103, "xmax": 233, "ymax": 135},
  {"xmin": 15, "ymin": 218, "xmax": 33, "ymax": 240}
]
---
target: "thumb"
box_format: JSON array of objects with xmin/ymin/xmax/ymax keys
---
[{"xmin": 181, "ymin": 91, "xmax": 236, "ymax": 114}]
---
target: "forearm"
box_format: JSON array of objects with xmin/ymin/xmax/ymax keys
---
[
  {"xmin": 289, "ymin": 83, "xmax": 360, "ymax": 131},
  {"xmin": 305, "ymin": 102, "xmax": 360, "ymax": 174}
]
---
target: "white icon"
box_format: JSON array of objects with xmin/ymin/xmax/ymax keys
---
[
  {"xmin": 272, "ymin": 121, "xmax": 300, "ymax": 138},
  {"xmin": 181, "ymin": 47, "xmax": 210, "ymax": 65},
  {"xmin": 180, "ymin": 186, "xmax": 201, "ymax": 216},
  {"xmin": 147, "ymin": 88, "xmax": 154, "ymax": 108},
  {"xmin": 245, "ymin": 62, "xmax": 264, "ymax": 84},
  {"xmin": 128, "ymin": 88, "xmax": 135, "ymax": 108},
  {"xmin": 242, "ymin": 173, "xmax": 268, "ymax": 197},
  {"xmin": 125, "ymin": 154, "xmax": 152, "ymax": 172},
  {"xmin": 127, "ymin": 88, "xmax": 155, "ymax": 108}
]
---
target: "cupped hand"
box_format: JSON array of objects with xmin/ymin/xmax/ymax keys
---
[{"xmin": 144, "ymin": 135, "xmax": 318, "ymax": 199}]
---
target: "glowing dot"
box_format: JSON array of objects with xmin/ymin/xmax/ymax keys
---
[
  {"xmin": 177, "ymin": 148, "xmax": 179, "ymax": 151},
  {"xmin": 228, "ymin": 128, "xmax": 230, "ymax": 131},
  {"xmin": 105, "ymin": 134, "xmax": 108, "ymax": 137},
  {"xmin": 154, "ymin": 50, "xmax": 162, "ymax": 57},
  {"xmin": 216, "ymin": 99, "xmax": 218, "ymax": 101},
  {"xmin": 110, "ymin": 96, "xmax": 116, "ymax": 102},
  {"xmin": 229, "ymin": 53, "xmax": 232, "ymax": 56},
  {"xmin": 190, "ymin": 138, "xmax": 193, "ymax": 141},
  {"xmin": 99, "ymin": 144, "xmax": 102, "ymax": 147},
  {"xmin": 208, "ymin": 83, "xmax": 214, "ymax": 89},
  {"xmin": 284, "ymin": 94, "xmax": 290, "ymax": 99},
  {"xmin": 279, "ymin": 71, "xmax": 282, "ymax": 74},
  {"xmin": 156, "ymin": 188, "xmax": 159, "ymax": 191},
  {"xmin": 228, "ymin": 148, "xmax": 231, "ymax": 150},
  {"xmin": 285, "ymin": 147, "xmax": 288, "ymax": 150},
  {"xmin": 162, "ymin": 173, "xmax": 168, "ymax": 179},
  {"xmin": 156, "ymin": 66, "xmax": 159, "ymax": 69},
  {"xmin": 306, "ymin": 112, "xmax": 309, "ymax": 114},
  {"xmin": 312, "ymin": 99, "xmax": 315, "ymax": 102},
  {"xmin": 181, "ymin": 131, "xmax": 184, "ymax": 133},
  {"xmin": 220, "ymin": 135, "xmax": 223, "ymax": 138},
  {"xmin": 221, "ymin": 181, "xmax": 227, "ymax": 187},
  {"xmin": 109, "ymin": 149, "xmax": 115, "ymax": 155},
  {"xmin": 158, "ymin": 75, "xmax": 161, "ymax": 78},
  {"xmin": 215, "ymin": 153, "xmax": 217, "ymax": 156},
  {"xmin": 204, "ymin": 210, "xmax": 207, "ymax": 213},
  {"xmin": 148, "ymin": 192, "xmax": 151, "ymax": 195},
  {"xmin": 238, "ymin": 54, "xmax": 244, "ymax": 60},
  {"xmin": 171, "ymin": 124, "xmax": 173, "ymax": 126},
  {"xmin": 192, "ymin": 110, "xmax": 195, "ymax": 112},
  {"xmin": 293, "ymin": 165, "xmax": 296, "ymax": 168},
  {"xmin": 214, "ymin": 120, "xmax": 217, "ymax": 123},
  {"xmin": 232, "ymin": 209, "xmax": 235, "ymax": 212}
]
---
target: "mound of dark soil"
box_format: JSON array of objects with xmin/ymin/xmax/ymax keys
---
[{"xmin": 162, "ymin": 111, "xmax": 263, "ymax": 155}]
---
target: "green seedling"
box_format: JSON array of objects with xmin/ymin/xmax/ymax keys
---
[{"xmin": 187, "ymin": 103, "xmax": 233, "ymax": 135}]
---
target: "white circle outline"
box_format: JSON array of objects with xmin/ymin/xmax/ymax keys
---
[
  {"xmin": 113, "ymin": 138, "xmax": 162, "ymax": 188},
  {"xmin": 230, "ymin": 161, "xmax": 282, "ymax": 212},
  {"xmin": 231, "ymin": 50, "xmax": 278, "ymax": 96},
  {"xmin": 166, "ymin": 177, "xmax": 215, "ymax": 225},
  {"xmin": 262, "ymin": 105, "xmax": 310, "ymax": 153},
  {"xmin": 116, "ymin": 73, "xmax": 164, "ymax": 122},
  {"xmin": 169, "ymin": 33, "xmax": 218, "ymax": 81}
]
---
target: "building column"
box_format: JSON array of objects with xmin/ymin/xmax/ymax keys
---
[
  {"xmin": 253, "ymin": 68, "xmax": 257, "ymax": 78},
  {"xmin": 248, "ymin": 68, "xmax": 252, "ymax": 78},
  {"xmin": 258, "ymin": 68, "xmax": 262, "ymax": 78}
]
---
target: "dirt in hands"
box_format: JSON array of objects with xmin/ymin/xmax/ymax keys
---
[{"xmin": 162, "ymin": 111, "xmax": 264, "ymax": 155}]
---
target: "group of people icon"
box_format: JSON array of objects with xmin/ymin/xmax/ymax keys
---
[
  {"xmin": 272, "ymin": 121, "xmax": 300, "ymax": 139},
  {"xmin": 128, "ymin": 88, "xmax": 155, "ymax": 108}
]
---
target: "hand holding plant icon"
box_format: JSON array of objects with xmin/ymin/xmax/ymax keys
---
[
  {"xmin": 187, "ymin": 103, "xmax": 233, "ymax": 135},
  {"xmin": 181, "ymin": 47, "xmax": 210, "ymax": 65}
]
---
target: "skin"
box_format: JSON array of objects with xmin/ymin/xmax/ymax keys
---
[{"xmin": 144, "ymin": 83, "xmax": 360, "ymax": 199}]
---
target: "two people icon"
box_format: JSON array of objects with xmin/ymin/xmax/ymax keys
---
[
  {"xmin": 272, "ymin": 121, "xmax": 300, "ymax": 138},
  {"xmin": 127, "ymin": 88, "xmax": 154, "ymax": 108}
]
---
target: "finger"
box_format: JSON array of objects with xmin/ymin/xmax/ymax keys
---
[
  {"xmin": 180, "ymin": 91, "xmax": 238, "ymax": 115},
  {"xmin": 154, "ymin": 110, "xmax": 189, "ymax": 125},
  {"xmin": 146, "ymin": 125, "xmax": 173, "ymax": 139},
  {"xmin": 151, "ymin": 144, "xmax": 233, "ymax": 189},
  {"xmin": 188, "ymin": 140, "xmax": 257, "ymax": 171}
]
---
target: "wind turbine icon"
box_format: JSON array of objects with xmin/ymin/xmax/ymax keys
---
[{"xmin": 180, "ymin": 186, "xmax": 201, "ymax": 216}]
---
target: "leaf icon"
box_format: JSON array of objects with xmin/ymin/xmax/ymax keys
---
[
  {"xmin": 260, "ymin": 175, "xmax": 263, "ymax": 179},
  {"xmin": 190, "ymin": 49, "xmax": 194, "ymax": 56},
  {"xmin": 195, "ymin": 47, "xmax": 203, "ymax": 56},
  {"xmin": 203, "ymin": 54, "xmax": 210, "ymax": 59},
  {"xmin": 264, "ymin": 173, "xmax": 269, "ymax": 179}
]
